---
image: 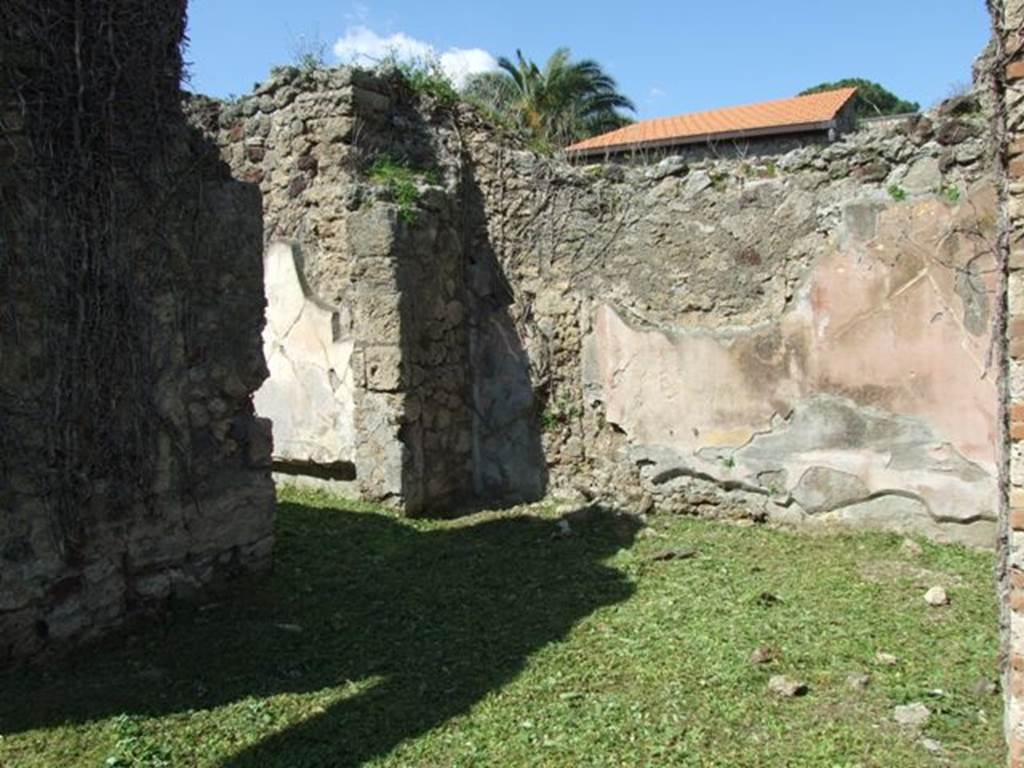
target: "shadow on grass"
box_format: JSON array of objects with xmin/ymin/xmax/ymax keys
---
[{"xmin": 0, "ymin": 499, "xmax": 638, "ymax": 766}]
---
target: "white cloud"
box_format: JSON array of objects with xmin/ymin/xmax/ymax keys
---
[
  {"xmin": 333, "ymin": 26, "xmax": 431, "ymax": 63},
  {"xmin": 332, "ymin": 26, "xmax": 497, "ymax": 88},
  {"xmin": 439, "ymin": 48, "xmax": 499, "ymax": 88}
]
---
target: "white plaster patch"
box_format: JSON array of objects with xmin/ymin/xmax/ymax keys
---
[{"xmin": 254, "ymin": 242, "xmax": 356, "ymax": 466}]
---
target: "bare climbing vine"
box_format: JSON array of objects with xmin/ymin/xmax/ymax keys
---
[{"xmin": 0, "ymin": 1, "xmax": 198, "ymax": 560}]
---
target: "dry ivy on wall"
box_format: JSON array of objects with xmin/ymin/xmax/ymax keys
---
[{"xmin": 0, "ymin": 0, "xmax": 197, "ymax": 559}]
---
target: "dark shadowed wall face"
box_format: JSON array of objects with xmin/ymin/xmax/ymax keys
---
[{"xmin": 0, "ymin": 0, "xmax": 275, "ymax": 663}]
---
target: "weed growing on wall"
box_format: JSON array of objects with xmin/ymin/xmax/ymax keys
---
[
  {"xmin": 398, "ymin": 61, "xmax": 459, "ymax": 106},
  {"xmin": 888, "ymin": 184, "xmax": 908, "ymax": 202},
  {"xmin": 374, "ymin": 51, "xmax": 460, "ymax": 107},
  {"xmin": 368, "ymin": 154, "xmax": 440, "ymax": 225},
  {"xmin": 540, "ymin": 395, "xmax": 583, "ymax": 431},
  {"xmin": 290, "ymin": 33, "xmax": 327, "ymax": 74}
]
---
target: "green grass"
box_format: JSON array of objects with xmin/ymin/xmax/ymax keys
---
[
  {"xmin": 0, "ymin": 489, "xmax": 1002, "ymax": 767},
  {"xmin": 366, "ymin": 155, "xmax": 438, "ymax": 225}
]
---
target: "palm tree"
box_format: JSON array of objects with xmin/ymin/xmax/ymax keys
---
[{"xmin": 464, "ymin": 48, "xmax": 635, "ymax": 146}]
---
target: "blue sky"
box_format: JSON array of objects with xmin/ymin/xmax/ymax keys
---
[{"xmin": 186, "ymin": 1, "xmax": 991, "ymax": 119}]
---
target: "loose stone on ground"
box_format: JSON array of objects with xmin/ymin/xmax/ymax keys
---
[
  {"xmin": 768, "ymin": 676, "xmax": 808, "ymax": 698},
  {"xmin": 893, "ymin": 702, "xmax": 931, "ymax": 729}
]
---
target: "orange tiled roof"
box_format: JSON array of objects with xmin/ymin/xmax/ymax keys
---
[{"xmin": 567, "ymin": 87, "xmax": 858, "ymax": 155}]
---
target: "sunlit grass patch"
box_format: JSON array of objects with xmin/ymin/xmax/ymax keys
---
[{"xmin": 0, "ymin": 488, "xmax": 1001, "ymax": 767}]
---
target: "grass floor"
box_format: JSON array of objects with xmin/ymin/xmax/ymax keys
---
[{"xmin": 0, "ymin": 488, "xmax": 1003, "ymax": 767}]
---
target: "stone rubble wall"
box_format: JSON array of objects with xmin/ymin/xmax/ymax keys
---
[
  {"xmin": 193, "ymin": 70, "xmax": 475, "ymax": 512},
  {"xmin": 203, "ymin": 64, "xmax": 999, "ymax": 546},
  {"xmin": 997, "ymin": 0, "xmax": 1024, "ymax": 761},
  {"xmin": 458, "ymin": 84, "xmax": 999, "ymax": 547},
  {"xmin": 0, "ymin": 2, "xmax": 275, "ymax": 664}
]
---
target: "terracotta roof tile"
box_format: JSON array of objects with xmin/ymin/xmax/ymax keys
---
[{"xmin": 567, "ymin": 87, "xmax": 858, "ymax": 154}]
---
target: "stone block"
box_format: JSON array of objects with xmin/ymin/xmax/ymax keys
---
[
  {"xmin": 1012, "ymin": 272, "xmax": 1024, "ymax": 317},
  {"xmin": 246, "ymin": 417, "xmax": 274, "ymax": 468},
  {"xmin": 352, "ymin": 293, "xmax": 403, "ymax": 345},
  {"xmin": 1013, "ymin": 362, "xmax": 1024, "ymax": 400},
  {"xmin": 348, "ymin": 206, "xmax": 397, "ymax": 260},
  {"xmin": 900, "ymin": 156, "xmax": 942, "ymax": 194},
  {"xmin": 363, "ymin": 345, "xmax": 404, "ymax": 392},
  {"xmin": 1013, "ymin": 510, "xmax": 1024, "ymax": 534}
]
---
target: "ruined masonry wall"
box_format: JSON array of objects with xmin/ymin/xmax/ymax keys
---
[
  {"xmin": 999, "ymin": 0, "xmax": 1024, "ymax": 761},
  {"xmin": 460, "ymin": 97, "xmax": 997, "ymax": 548},
  {"xmin": 195, "ymin": 70, "xmax": 474, "ymax": 512},
  {"xmin": 0, "ymin": 3, "xmax": 275, "ymax": 664},
  {"xmin": 208, "ymin": 65, "xmax": 999, "ymax": 547}
]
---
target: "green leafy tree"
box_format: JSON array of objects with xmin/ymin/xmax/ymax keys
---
[
  {"xmin": 800, "ymin": 78, "xmax": 919, "ymax": 118},
  {"xmin": 464, "ymin": 48, "xmax": 635, "ymax": 146}
]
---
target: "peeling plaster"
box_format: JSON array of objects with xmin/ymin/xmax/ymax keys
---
[
  {"xmin": 254, "ymin": 241, "xmax": 357, "ymax": 471},
  {"xmin": 585, "ymin": 185, "xmax": 1000, "ymax": 546}
]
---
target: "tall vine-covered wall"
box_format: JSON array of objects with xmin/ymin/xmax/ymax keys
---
[{"xmin": 0, "ymin": 1, "xmax": 275, "ymax": 663}]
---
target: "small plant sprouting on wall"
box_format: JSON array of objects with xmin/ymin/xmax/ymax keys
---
[
  {"xmin": 290, "ymin": 33, "xmax": 327, "ymax": 74},
  {"xmin": 540, "ymin": 395, "xmax": 583, "ymax": 431},
  {"xmin": 887, "ymin": 184, "xmax": 907, "ymax": 202},
  {"xmin": 367, "ymin": 154, "xmax": 440, "ymax": 225},
  {"xmin": 942, "ymin": 183, "xmax": 961, "ymax": 205},
  {"xmin": 540, "ymin": 409, "xmax": 561, "ymax": 432},
  {"xmin": 398, "ymin": 59, "xmax": 460, "ymax": 106},
  {"xmin": 372, "ymin": 51, "xmax": 460, "ymax": 106}
]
